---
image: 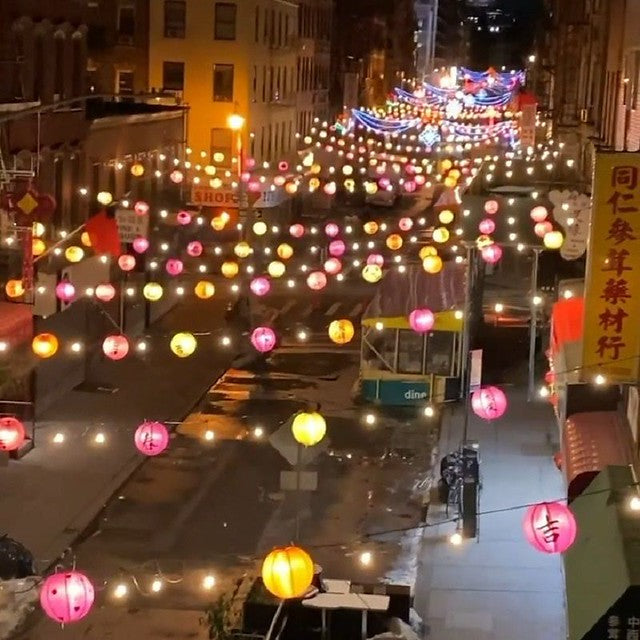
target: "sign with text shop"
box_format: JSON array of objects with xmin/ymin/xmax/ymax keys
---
[{"xmin": 582, "ymin": 153, "xmax": 640, "ymax": 383}]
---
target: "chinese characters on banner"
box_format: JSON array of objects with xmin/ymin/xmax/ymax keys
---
[
  {"xmin": 583, "ymin": 153, "xmax": 640, "ymax": 383},
  {"xmin": 606, "ymin": 614, "xmax": 640, "ymax": 640}
]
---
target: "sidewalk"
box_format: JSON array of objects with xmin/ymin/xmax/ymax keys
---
[{"xmin": 413, "ymin": 386, "xmax": 566, "ymax": 640}]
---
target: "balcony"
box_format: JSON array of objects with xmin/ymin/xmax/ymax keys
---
[{"xmin": 269, "ymin": 92, "xmax": 296, "ymax": 107}]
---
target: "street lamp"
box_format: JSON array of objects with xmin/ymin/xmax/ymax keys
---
[{"xmin": 228, "ymin": 111, "xmax": 246, "ymax": 241}]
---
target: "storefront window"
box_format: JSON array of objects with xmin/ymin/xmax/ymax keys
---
[
  {"xmin": 426, "ymin": 331, "xmax": 454, "ymax": 376},
  {"xmin": 362, "ymin": 329, "xmax": 395, "ymax": 372},
  {"xmin": 397, "ymin": 329, "xmax": 424, "ymax": 374}
]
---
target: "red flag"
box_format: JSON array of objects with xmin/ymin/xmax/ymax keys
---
[{"xmin": 85, "ymin": 210, "xmax": 121, "ymax": 257}]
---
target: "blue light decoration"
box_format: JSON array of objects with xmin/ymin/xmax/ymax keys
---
[
  {"xmin": 419, "ymin": 126, "xmax": 441, "ymax": 148},
  {"xmin": 351, "ymin": 109, "xmax": 421, "ymax": 134}
]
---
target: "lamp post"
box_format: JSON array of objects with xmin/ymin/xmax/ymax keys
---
[{"xmin": 227, "ymin": 112, "xmax": 246, "ymax": 231}]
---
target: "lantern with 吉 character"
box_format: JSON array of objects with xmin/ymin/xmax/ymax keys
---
[
  {"xmin": 250, "ymin": 276, "xmax": 271, "ymax": 297},
  {"xmin": 484, "ymin": 199, "xmax": 499, "ymax": 215},
  {"xmin": 329, "ymin": 240, "xmax": 346, "ymax": 257},
  {"xmin": 132, "ymin": 236, "xmax": 149, "ymax": 253},
  {"xmin": 289, "ymin": 224, "xmax": 305, "ymax": 238},
  {"xmin": 32, "ymin": 238, "xmax": 46, "ymax": 256},
  {"xmin": 306, "ymin": 271, "xmax": 327, "ymax": 290},
  {"xmin": 386, "ymin": 234, "xmax": 403, "ymax": 250},
  {"xmin": 221, "ymin": 261, "xmax": 239, "ymax": 278},
  {"xmin": 253, "ymin": 221, "xmax": 268, "ymax": 236},
  {"xmin": 251, "ymin": 326, "xmax": 276, "ymax": 353},
  {"xmin": 409, "ymin": 308, "xmax": 435, "ymax": 333},
  {"xmin": 194, "ymin": 280, "xmax": 215, "ymax": 299},
  {"xmin": 134, "ymin": 421, "xmax": 170, "ymax": 456},
  {"xmin": 328, "ymin": 319, "xmax": 354, "ymax": 345},
  {"xmin": 432, "ymin": 227, "xmax": 450, "ymax": 244},
  {"xmin": 268, "ymin": 261, "xmax": 286, "ymax": 278},
  {"xmin": 0, "ymin": 417, "xmax": 26, "ymax": 451},
  {"xmin": 65, "ymin": 246, "xmax": 84, "ymax": 263},
  {"xmin": 530, "ymin": 206, "xmax": 548, "ymax": 222},
  {"xmin": 187, "ymin": 241, "xmax": 203, "ymax": 257},
  {"xmin": 534, "ymin": 221, "xmax": 553, "ymax": 238},
  {"xmin": 362, "ymin": 264, "xmax": 382, "ymax": 283},
  {"xmin": 543, "ymin": 231, "xmax": 564, "ymax": 250},
  {"xmin": 95, "ymin": 283, "xmax": 116, "ymax": 302},
  {"xmin": 40, "ymin": 571, "xmax": 95, "ymax": 624},
  {"xmin": 478, "ymin": 218, "xmax": 496, "ymax": 235},
  {"xmin": 324, "ymin": 257, "xmax": 342, "ymax": 275},
  {"xmin": 481, "ymin": 244, "xmax": 503, "ymax": 264},
  {"xmin": 118, "ymin": 254, "xmax": 136, "ymax": 272},
  {"xmin": 143, "ymin": 282, "xmax": 163, "ymax": 301},
  {"xmin": 166, "ymin": 258, "xmax": 184, "ymax": 276},
  {"xmin": 292, "ymin": 411, "xmax": 327, "ymax": 446},
  {"xmin": 56, "ymin": 280, "xmax": 76, "ymax": 303},
  {"xmin": 102, "ymin": 334, "xmax": 129, "ymax": 361},
  {"xmin": 234, "ymin": 242, "xmax": 253, "ymax": 258},
  {"xmin": 523, "ymin": 501, "xmax": 577, "ymax": 554},
  {"xmin": 363, "ymin": 221, "xmax": 379, "ymax": 235},
  {"xmin": 471, "ymin": 385, "xmax": 507, "ymax": 420},
  {"xmin": 134, "ymin": 201, "xmax": 149, "ymax": 216},
  {"xmin": 399, "ymin": 217, "xmax": 413, "ymax": 231},
  {"xmin": 170, "ymin": 332, "xmax": 197, "ymax": 357},
  {"xmin": 32, "ymin": 333, "xmax": 59, "ymax": 358},
  {"xmin": 438, "ymin": 209, "xmax": 454, "ymax": 225},
  {"xmin": 261, "ymin": 546, "xmax": 314, "ymax": 599},
  {"xmin": 5, "ymin": 279, "xmax": 24, "ymax": 298},
  {"xmin": 130, "ymin": 162, "xmax": 145, "ymax": 177}
]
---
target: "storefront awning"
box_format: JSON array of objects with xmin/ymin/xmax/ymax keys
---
[
  {"xmin": 565, "ymin": 466, "xmax": 640, "ymax": 640},
  {"xmin": 563, "ymin": 412, "xmax": 634, "ymax": 502}
]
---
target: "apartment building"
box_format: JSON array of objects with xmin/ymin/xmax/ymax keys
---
[{"xmin": 149, "ymin": 0, "xmax": 299, "ymax": 165}]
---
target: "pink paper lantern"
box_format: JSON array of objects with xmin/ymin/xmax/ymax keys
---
[
  {"xmin": 95, "ymin": 283, "xmax": 116, "ymax": 302},
  {"xmin": 134, "ymin": 420, "xmax": 170, "ymax": 456},
  {"xmin": 176, "ymin": 211, "xmax": 192, "ymax": 225},
  {"xmin": 55, "ymin": 280, "xmax": 75, "ymax": 303},
  {"xmin": 251, "ymin": 326, "xmax": 276, "ymax": 353},
  {"xmin": 187, "ymin": 241, "xmax": 203, "ymax": 257},
  {"xmin": 278, "ymin": 161, "xmax": 289, "ymax": 172},
  {"xmin": 134, "ymin": 201, "xmax": 149, "ymax": 216},
  {"xmin": 530, "ymin": 206, "xmax": 548, "ymax": 222},
  {"xmin": 248, "ymin": 180, "xmax": 261, "ymax": 192},
  {"xmin": 132, "ymin": 236, "xmax": 149, "ymax": 253},
  {"xmin": 40, "ymin": 571, "xmax": 95, "ymax": 624},
  {"xmin": 378, "ymin": 177, "xmax": 391, "ymax": 189},
  {"xmin": 169, "ymin": 170, "xmax": 184, "ymax": 184},
  {"xmin": 166, "ymin": 258, "xmax": 183, "ymax": 276},
  {"xmin": 534, "ymin": 221, "xmax": 553, "ymax": 238},
  {"xmin": 289, "ymin": 223, "xmax": 305, "ymax": 238},
  {"xmin": 481, "ymin": 244, "xmax": 503, "ymax": 264},
  {"xmin": 306, "ymin": 271, "xmax": 327, "ymax": 290},
  {"xmin": 367, "ymin": 253, "xmax": 384, "ymax": 267},
  {"xmin": 399, "ymin": 217, "xmax": 413, "ymax": 231},
  {"xmin": 478, "ymin": 218, "xmax": 496, "ymax": 235},
  {"xmin": 325, "ymin": 222, "xmax": 339, "ymax": 238},
  {"xmin": 250, "ymin": 276, "xmax": 271, "ymax": 296},
  {"xmin": 375, "ymin": 165, "xmax": 386, "ymax": 176},
  {"xmin": 415, "ymin": 174, "xmax": 426, "ymax": 186},
  {"xmin": 323, "ymin": 182, "xmax": 337, "ymax": 196},
  {"xmin": 102, "ymin": 334, "xmax": 129, "ymax": 361},
  {"xmin": 523, "ymin": 501, "xmax": 577, "ymax": 554},
  {"xmin": 241, "ymin": 171, "xmax": 252, "ymax": 183},
  {"xmin": 404, "ymin": 181, "xmax": 417, "ymax": 193},
  {"xmin": 471, "ymin": 385, "xmax": 507, "ymax": 420},
  {"xmin": 329, "ymin": 239, "xmax": 346, "ymax": 257},
  {"xmin": 484, "ymin": 199, "xmax": 499, "ymax": 215},
  {"xmin": 273, "ymin": 175, "xmax": 286, "ymax": 186},
  {"xmin": 0, "ymin": 416, "xmax": 26, "ymax": 452},
  {"xmin": 408, "ymin": 308, "xmax": 435, "ymax": 333},
  {"xmin": 118, "ymin": 254, "xmax": 136, "ymax": 272},
  {"xmin": 324, "ymin": 258, "xmax": 342, "ymax": 275}
]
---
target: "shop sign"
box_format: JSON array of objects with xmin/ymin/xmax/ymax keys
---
[
  {"xmin": 361, "ymin": 379, "xmax": 431, "ymax": 406},
  {"xmin": 189, "ymin": 186, "xmax": 244, "ymax": 208},
  {"xmin": 582, "ymin": 153, "xmax": 640, "ymax": 383}
]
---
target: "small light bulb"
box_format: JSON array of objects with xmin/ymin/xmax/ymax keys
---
[
  {"xmin": 594, "ymin": 374, "xmax": 606, "ymax": 385},
  {"xmin": 151, "ymin": 578, "xmax": 163, "ymax": 593},
  {"xmin": 494, "ymin": 303, "xmax": 504, "ymax": 313},
  {"xmin": 539, "ymin": 386, "xmax": 550, "ymax": 398},
  {"xmin": 94, "ymin": 432, "xmax": 106, "ymax": 444},
  {"xmin": 359, "ymin": 551, "xmax": 372, "ymax": 566},
  {"xmin": 202, "ymin": 575, "xmax": 216, "ymax": 590},
  {"xmin": 204, "ymin": 430, "xmax": 215, "ymax": 441},
  {"xmin": 0, "ymin": 341, "xmax": 7, "ymax": 352},
  {"xmin": 53, "ymin": 432, "xmax": 65, "ymax": 444},
  {"xmin": 297, "ymin": 331, "xmax": 308, "ymax": 341},
  {"xmin": 221, "ymin": 336, "xmax": 231, "ymax": 347},
  {"xmin": 449, "ymin": 532, "xmax": 463, "ymax": 546},
  {"xmin": 71, "ymin": 342, "xmax": 82, "ymax": 353},
  {"xmin": 424, "ymin": 405, "xmax": 435, "ymax": 418},
  {"xmin": 629, "ymin": 496, "xmax": 640, "ymax": 511},
  {"xmin": 254, "ymin": 426, "xmax": 264, "ymax": 438},
  {"xmin": 454, "ymin": 310, "xmax": 464, "ymax": 320},
  {"xmin": 533, "ymin": 295, "xmax": 542, "ymax": 306},
  {"xmin": 114, "ymin": 583, "xmax": 128, "ymax": 599},
  {"xmin": 364, "ymin": 413, "xmax": 376, "ymax": 425},
  {"xmin": 137, "ymin": 341, "xmax": 147, "ymax": 352}
]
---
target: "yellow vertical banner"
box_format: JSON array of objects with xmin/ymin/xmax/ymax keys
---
[{"xmin": 583, "ymin": 152, "xmax": 640, "ymax": 382}]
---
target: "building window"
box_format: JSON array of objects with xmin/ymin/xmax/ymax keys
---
[
  {"xmin": 210, "ymin": 128, "xmax": 233, "ymax": 163},
  {"xmin": 213, "ymin": 63, "xmax": 234, "ymax": 101},
  {"xmin": 254, "ymin": 6, "xmax": 260, "ymax": 42},
  {"xmin": 215, "ymin": 3, "xmax": 237, "ymax": 40},
  {"xmin": 163, "ymin": 61, "xmax": 185, "ymax": 91},
  {"xmin": 118, "ymin": 0, "xmax": 135, "ymax": 39},
  {"xmin": 117, "ymin": 69, "xmax": 134, "ymax": 94},
  {"xmin": 164, "ymin": 0, "xmax": 186, "ymax": 38}
]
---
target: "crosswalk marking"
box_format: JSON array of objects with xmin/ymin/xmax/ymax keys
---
[
  {"xmin": 280, "ymin": 300, "xmax": 296, "ymax": 315},
  {"xmin": 348, "ymin": 302, "xmax": 363, "ymax": 317},
  {"xmin": 324, "ymin": 302, "xmax": 341, "ymax": 316}
]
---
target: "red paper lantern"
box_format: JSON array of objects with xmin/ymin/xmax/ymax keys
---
[
  {"xmin": 324, "ymin": 258, "xmax": 342, "ymax": 275},
  {"xmin": 132, "ymin": 237, "xmax": 149, "ymax": 253},
  {"xmin": 530, "ymin": 206, "xmax": 548, "ymax": 222},
  {"xmin": 523, "ymin": 501, "xmax": 577, "ymax": 554},
  {"xmin": 367, "ymin": 253, "xmax": 384, "ymax": 267},
  {"xmin": 55, "ymin": 280, "xmax": 75, "ymax": 303},
  {"xmin": 328, "ymin": 239, "xmax": 346, "ymax": 257},
  {"xmin": 170, "ymin": 170, "xmax": 184, "ymax": 184},
  {"xmin": 40, "ymin": 571, "xmax": 95, "ymax": 623},
  {"xmin": 399, "ymin": 217, "xmax": 413, "ymax": 231},
  {"xmin": 409, "ymin": 308, "xmax": 435, "ymax": 333},
  {"xmin": 306, "ymin": 271, "xmax": 327, "ymax": 290},
  {"xmin": 534, "ymin": 221, "xmax": 552, "ymax": 238},
  {"xmin": 118, "ymin": 254, "xmax": 136, "ymax": 271},
  {"xmin": 289, "ymin": 223, "xmax": 305, "ymax": 238},
  {"xmin": 0, "ymin": 416, "xmax": 26, "ymax": 451},
  {"xmin": 481, "ymin": 244, "xmax": 503, "ymax": 264},
  {"xmin": 166, "ymin": 258, "xmax": 184, "ymax": 276},
  {"xmin": 471, "ymin": 385, "xmax": 507, "ymax": 420},
  {"xmin": 95, "ymin": 283, "xmax": 116, "ymax": 302},
  {"xmin": 134, "ymin": 421, "xmax": 169, "ymax": 456},
  {"xmin": 134, "ymin": 201, "xmax": 149, "ymax": 216},
  {"xmin": 176, "ymin": 210, "xmax": 192, "ymax": 225},
  {"xmin": 325, "ymin": 222, "xmax": 339, "ymax": 237},
  {"xmin": 478, "ymin": 218, "xmax": 496, "ymax": 235},
  {"xmin": 484, "ymin": 199, "xmax": 499, "ymax": 215},
  {"xmin": 187, "ymin": 241, "xmax": 203, "ymax": 257},
  {"xmin": 250, "ymin": 276, "xmax": 271, "ymax": 297},
  {"xmin": 251, "ymin": 326, "xmax": 276, "ymax": 353},
  {"xmin": 102, "ymin": 334, "xmax": 129, "ymax": 361}
]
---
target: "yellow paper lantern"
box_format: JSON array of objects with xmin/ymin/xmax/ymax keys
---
[
  {"xmin": 97, "ymin": 191, "xmax": 113, "ymax": 206},
  {"xmin": 432, "ymin": 227, "xmax": 450, "ymax": 244},
  {"xmin": 262, "ymin": 546, "xmax": 314, "ymax": 600},
  {"xmin": 344, "ymin": 178, "xmax": 355, "ymax": 192},
  {"xmin": 310, "ymin": 163, "xmax": 321, "ymax": 175},
  {"xmin": 211, "ymin": 216, "xmax": 226, "ymax": 231},
  {"xmin": 130, "ymin": 163, "xmax": 145, "ymax": 177},
  {"xmin": 292, "ymin": 411, "xmax": 327, "ymax": 446},
  {"xmin": 213, "ymin": 152, "xmax": 225, "ymax": 164},
  {"xmin": 5, "ymin": 279, "xmax": 24, "ymax": 298},
  {"xmin": 80, "ymin": 232, "xmax": 92, "ymax": 247},
  {"xmin": 441, "ymin": 159, "xmax": 453, "ymax": 171},
  {"xmin": 234, "ymin": 242, "xmax": 253, "ymax": 258},
  {"xmin": 32, "ymin": 333, "xmax": 58, "ymax": 358},
  {"xmin": 221, "ymin": 261, "xmax": 239, "ymax": 278},
  {"xmin": 65, "ymin": 246, "xmax": 84, "ymax": 263},
  {"xmin": 170, "ymin": 332, "xmax": 197, "ymax": 358},
  {"xmin": 204, "ymin": 164, "xmax": 216, "ymax": 176},
  {"xmin": 362, "ymin": 264, "xmax": 382, "ymax": 283},
  {"xmin": 285, "ymin": 182, "xmax": 298, "ymax": 195},
  {"xmin": 386, "ymin": 234, "xmax": 403, "ymax": 251},
  {"xmin": 32, "ymin": 222, "xmax": 45, "ymax": 238},
  {"xmin": 365, "ymin": 182, "xmax": 378, "ymax": 195},
  {"xmin": 543, "ymin": 230, "xmax": 564, "ymax": 249},
  {"xmin": 277, "ymin": 243, "xmax": 293, "ymax": 260},
  {"xmin": 438, "ymin": 209, "xmax": 454, "ymax": 225},
  {"xmin": 194, "ymin": 280, "xmax": 215, "ymax": 299},
  {"xmin": 476, "ymin": 234, "xmax": 493, "ymax": 249},
  {"xmin": 422, "ymin": 255, "xmax": 443, "ymax": 274},
  {"xmin": 268, "ymin": 261, "xmax": 286, "ymax": 278},
  {"xmin": 419, "ymin": 246, "xmax": 438, "ymax": 260},
  {"xmin": 32, "ymin": 238, "xmax": 46, "ymax": 256},
  {"xmin": 143, "ymin": 282, "xmax": 164, "ymax": 301},
  {"xmin": 328, "ymin": 319, "xmax": 354, "ymax": 345},
  {"xmin": 363, "ymin": 221, "xmax": 379, "ymax": 235},
  {"xmin": 309, "ymin": 177, "xmax": 320, "ymax": 190},
  {"xmin": 444, "ymin": 176, "xmax": 457, "ymax": 188},
  {"xmin": 253, "ymin": 221, "xmax": 267, "ymax": 236},
  {"xmin": 210, "ymin": 177, "xmax": 223, "ymax": 189}
]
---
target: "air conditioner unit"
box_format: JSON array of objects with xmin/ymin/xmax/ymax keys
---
[{"xmin": 580, "ymin": 108, "xmax": 589, "ymax": 122}]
